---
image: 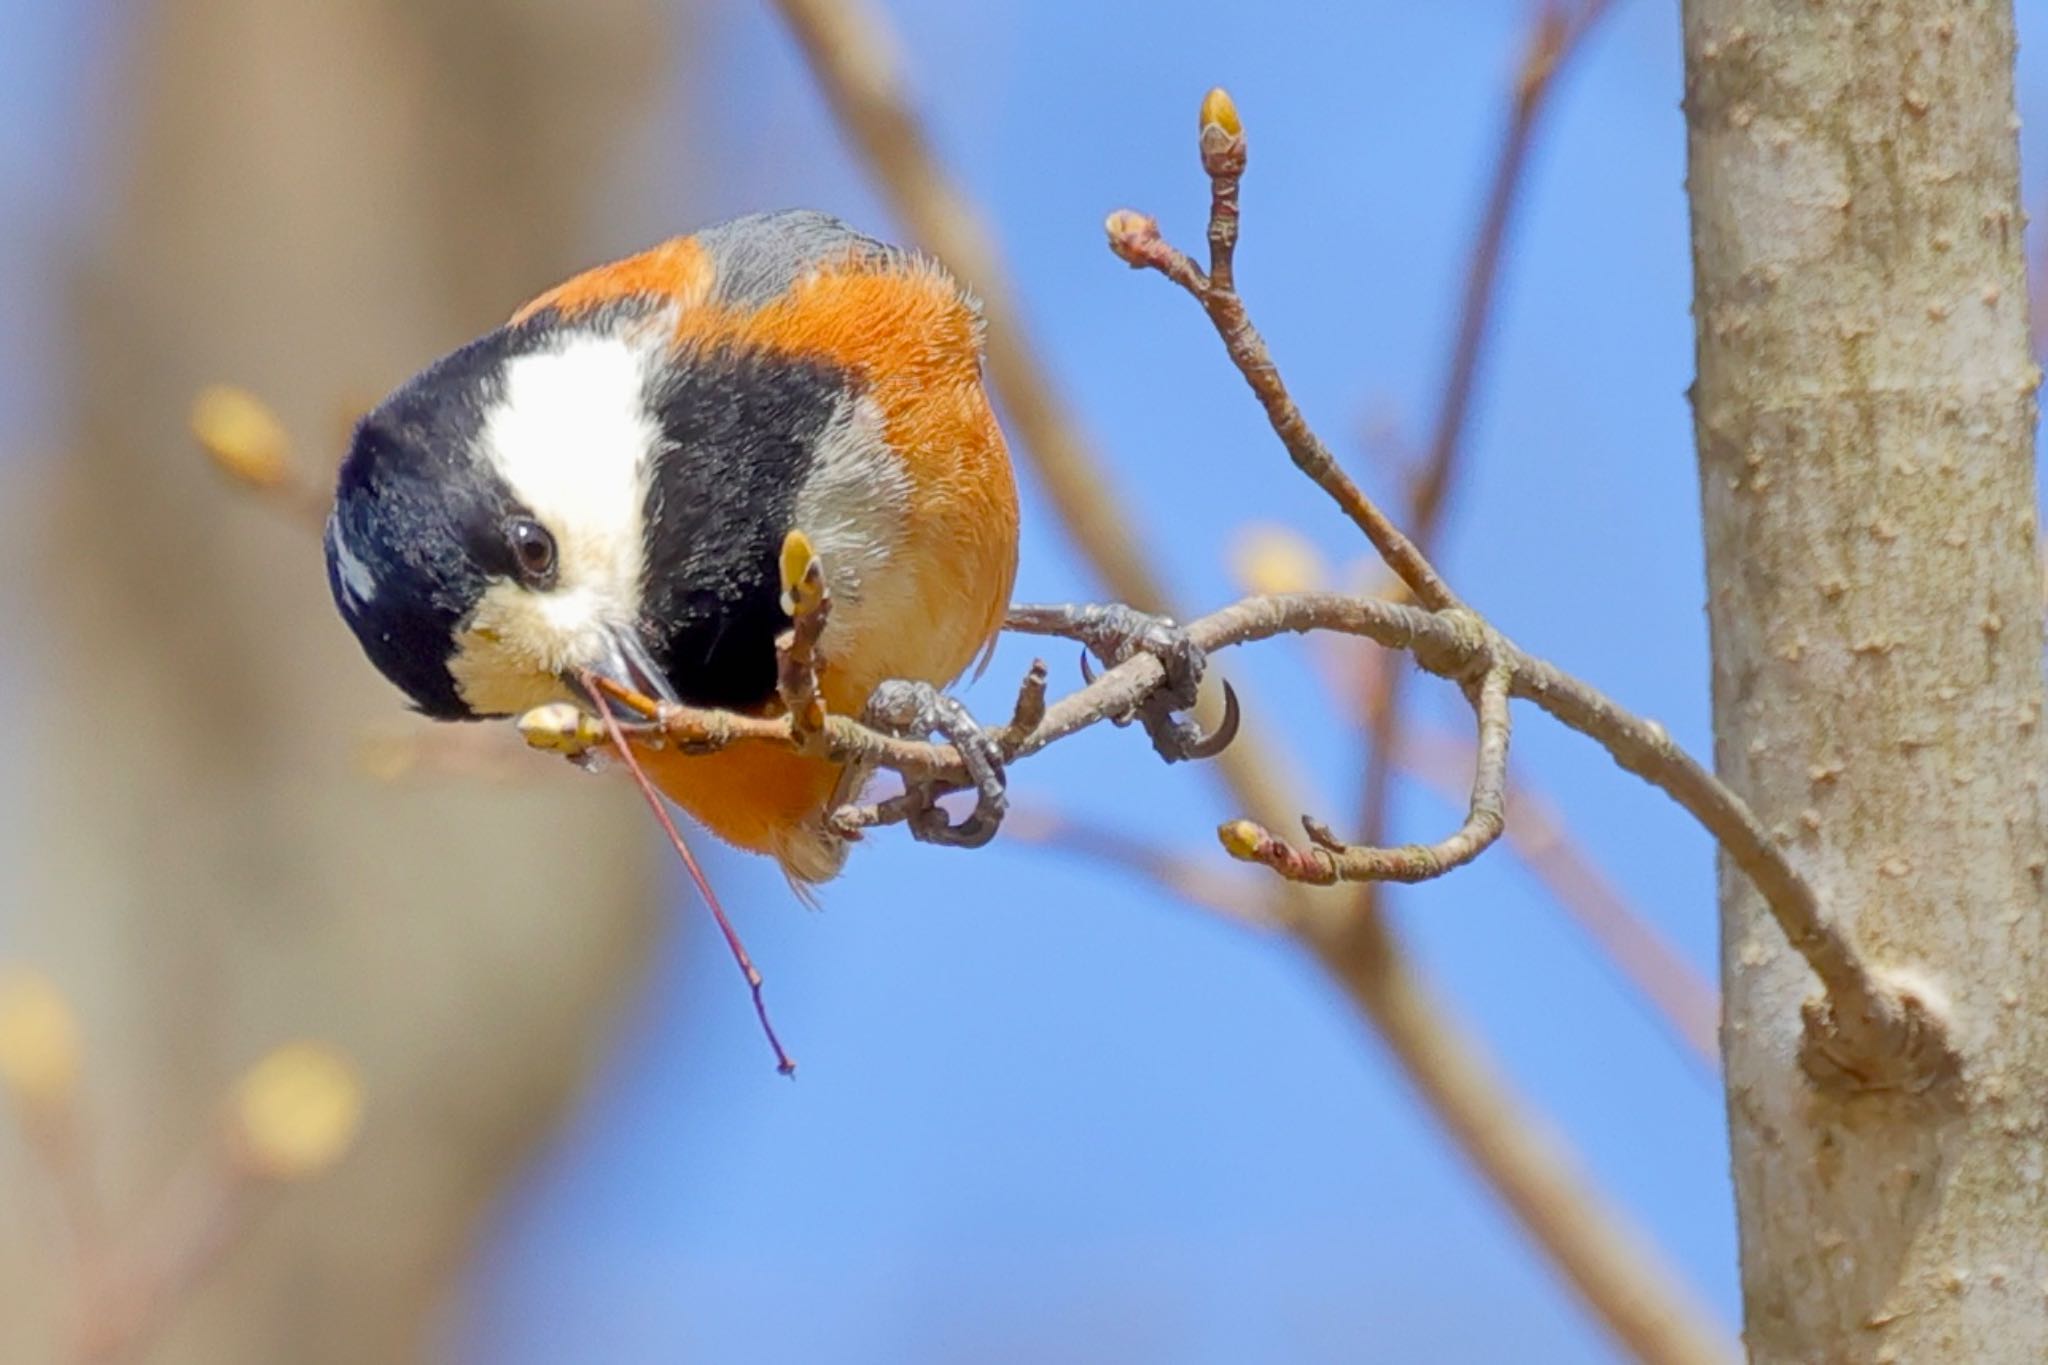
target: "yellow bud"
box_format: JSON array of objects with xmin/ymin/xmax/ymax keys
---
[
  {"xmin": 1104, "ymin": 208, "xmax": 1155, "ymax": 240},
  {"xmin": 355, "ymin": 731, "xmax": 420, "ymax": 782},
  {"xmin": 1200, "ymin": 87, "xmax": 1242, "ymax": 138},
  {"xmin": 0, "ymin": 969, "xmax": 80, "ymax": 1109},
  {"xmin": 1229, "ymin": 524, "xmax": 1329, "ymax": 596},
  {"xmin": 230, "ymin": 1042, "xmax": 364, "ymax": 1181},
  {"xmin": 779, "ymin": 529, "xmax": 825, "ymax": 618},
  {"xmin": 1217, "ymin": 819, "xmax": 1268, "ymax": 861},
  {"xmin": 517, "ymin": 702, "xmax": 604, "ymax": 756},
  {"xmin": 191, "ymin": 385, "xmax": 293, "ymax": 491}
]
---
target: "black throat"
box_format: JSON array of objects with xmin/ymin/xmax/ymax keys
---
[{"xmin": 637, "ymin": 342, "xmax": 854, "ymax": 710}]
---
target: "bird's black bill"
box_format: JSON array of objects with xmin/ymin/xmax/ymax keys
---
[{"xmin": 568, "ymin": 626, "xmax": 682, "ymax": 720}]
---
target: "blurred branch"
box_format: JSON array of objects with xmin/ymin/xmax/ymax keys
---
[
  {"xmin": 1401, "ymin": 728, "xmax": 1721, "ymax": 1071},
  {"xmin": 2, "ymin": 972, "xmax": 360, "ymax": 1364},
  {"xmin": 767, "ymin": 0, "xmax": 1170, "ymax": 613},
  {"xmin": 1237, "ymin": 530, "xmax": 1719, "ymax": 1072},
  {"xmin": 768, "ymin": 1, "xmax": 1737, "ymax": 1359},
  {"xmin": 1358, "ymin": 0, "xmax": 1618, "ymax": 913},
  {"xmin": 1005, "ymin": 808, "xmax": 1281, "ymax": 933}
]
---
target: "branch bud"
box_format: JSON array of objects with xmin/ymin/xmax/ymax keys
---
[
  {"xmin": 228, "ymin": 1042, "xmax": 364, "ymax": 1181},
  {"xmin": 191, "ymin": 384, "xmax": 294, "ymax": 492},
  {"xmin": 1104, "ymin": 209, "xmax": 1162, "ymax": 268},
  {"xmin": 1198, "ymin": 86, "xmax": 1242, "ymax": 139},
  {"xmin": 1199, "ymin": 86, "xmax": 1247, "ymax": 178},
  {"xmin": 0, "ymin": 968, "xmax": 80, "ymax": 1112},
  {"xmin": 1217, "ymin": 819, "xmax": 1268, "ymax": 862}
]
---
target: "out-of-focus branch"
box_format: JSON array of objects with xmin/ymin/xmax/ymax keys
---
[
  {"xmin": 1358, "ymin": 0, "xmax": 1618, "ymax": 904},
  {"xmin": 1004, "ymin": 808, "xmax": 1281, "ymax": 933},
  {"xmin": 1236, "ymin": 530, "xmax": 1719, "ymax": 1071},
  {"xmin": 1411, "ymin": 0, "xmax": 1612, "ymax": 538},
  {"xmin": 1401, "ymin": 728, "xmax": 1721, "ymax": 1070},
  {"xmin": 2, "ymin": 971, "xmax": 361, "ymax": 1365},
  {"xmin": 768, "ymin": 0, "xmax": 1168, "ymax": 613}
]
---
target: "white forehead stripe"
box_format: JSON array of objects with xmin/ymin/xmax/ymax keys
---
[
  {"xmin": 326, "ymin": 516, "xmax": 378, "ymax": 609},
  {"xmin": 481, "ymin": 332, "xmax": 660, "ymax": 564}
]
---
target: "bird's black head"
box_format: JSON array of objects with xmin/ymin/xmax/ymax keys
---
[
  {"xmin": 325, "ymin": 313, "xmax": 735, "ymax": 725},
  {"xmin": 325, "ymin": 333, "xmax": 530, "ymax": 720},
  {"xmin": 326, "ymin": 290, "xmax": 878, "ymax": 729}
]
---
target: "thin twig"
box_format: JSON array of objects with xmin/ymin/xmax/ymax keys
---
[
  {"xmin": 585, "ymin": 673, "xmax": 796, "ymax": 1076},
  {"xmin": 1289, "ymin": 594, "xmax": 1720, "ymax": 1071},
  {"xmin": 1098, "ymin": 88, "xmax": 1946, "ymax": 1089},
  {"xmin": 775, "ymin": 529, "xmax": 832, "ymax": 747},
  {"xmin": 1222, "ymin": 662, "xmax": 1512, "ymax": 885},
  {"xmin": 1107, "ymin": 198, "xmax": 1457, "ymax": 613}
]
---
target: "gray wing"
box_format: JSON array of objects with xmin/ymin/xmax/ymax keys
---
[{"xmin": 692, "ymin": 210, "xmax": 902, "ymax": 311}]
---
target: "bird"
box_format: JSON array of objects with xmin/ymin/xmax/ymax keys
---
[{"xmin": 324, "ymin": 210, "xmax": 1021, "ymax": 884}]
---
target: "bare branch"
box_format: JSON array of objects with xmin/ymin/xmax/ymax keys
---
[
  {"xmin": 1220, "ymin": 662, "xmax": 1512, "ymax": 885},
  {"xmin": 1253, "ymin": 554, "xmax": 1720, "ymax": 1071},
  {"xmin": 564, "ymin": 580, "xmax": 1855, "ymax": 1077},
  {"xmin": 1105, "ymin": 189, "xmax": 1458, "ymax": 613},
  {"xmin": 1094, "ymin": 76, "xmax": 1949, "ymax": 1089}
]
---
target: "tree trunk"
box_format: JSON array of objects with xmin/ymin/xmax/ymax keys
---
[
  {"xmin": 1, "ymin": 3, "xmax": 669, "ymax": 1360},
  {"xmin": 1683, "ymin": 3, "xmax": 2048, "ymax": 1360}
]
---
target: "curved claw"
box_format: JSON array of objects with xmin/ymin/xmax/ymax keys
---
[
  {"xmin": 908, "ymin": 793, "xmax": 1005, "ymax": 849},
  {"xmin": 1176, "ymin": 679, "xmax": 1241, "ymax": 760},
  {"xmin": 864, "ymin": 680, "xmax": 1009, "ymax": 850}
]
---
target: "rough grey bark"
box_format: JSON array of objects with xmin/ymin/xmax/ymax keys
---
[
  {"xmin": 0, "ymin": 2, "xmax": 668, "ymax": 1360},
  {"xmin": 1683, "ymin": 3, "xmax": 2048, "ymax": 1360}
]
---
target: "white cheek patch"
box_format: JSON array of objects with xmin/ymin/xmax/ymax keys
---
[
  {"xmin": 483, "ymin": 334, "xmax": 660, "ymax": 579},
  {"xmin": 458, "ymin": 332, "xmax": 661, "ymax": 709}
]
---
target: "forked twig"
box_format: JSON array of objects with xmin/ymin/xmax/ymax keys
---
[{"xmin": 1096, "ymin": 83, "xmax": 1945, "ymax": 1092}]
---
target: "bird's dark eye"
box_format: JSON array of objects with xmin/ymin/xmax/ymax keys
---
[{"xmin": 506, "ymin": 518, "xmax": 557, "ymax": 587}]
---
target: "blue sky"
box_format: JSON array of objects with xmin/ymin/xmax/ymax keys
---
[{"xmin": 9, "ymin": 2, "xmax": 2048, "ymax": 1362}]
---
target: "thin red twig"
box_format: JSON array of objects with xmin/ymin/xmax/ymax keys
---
[{"xmin": 583, "ymin": 670, "xmax": 796, "ymax": 1076}]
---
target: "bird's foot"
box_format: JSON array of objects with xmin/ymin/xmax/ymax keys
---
[
  {"xmin": 1005, "ymin": 603, "xmax": 1239, "ymax": 763},
  {"xmin": 863, "ymin": 680, "xmax": 1008, "ymax": 848}
]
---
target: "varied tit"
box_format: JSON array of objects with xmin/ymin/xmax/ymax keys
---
[{"xmin": 324, "ymin": 211, "xmax": 1019, "ymax": 883}]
